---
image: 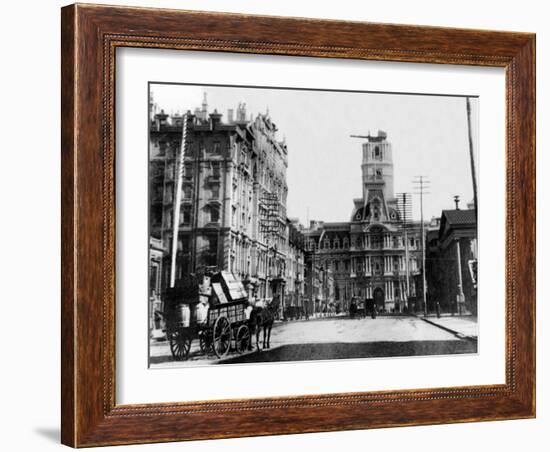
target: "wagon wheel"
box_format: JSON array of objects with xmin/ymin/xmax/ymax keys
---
[
  {"xmin": 169, "ymin": 329, "xmax": 192, "ymax": 361},
  {"xmin": 235, "ymin": 324, "xmax": 250, "ymax": 354},
  {"xmin": 199, "ymin": 330, "xmax": 212, "ymax": 355},
  {"xmin": 212, "ymin": 316, "xmax": 232, "ymax": 358}
]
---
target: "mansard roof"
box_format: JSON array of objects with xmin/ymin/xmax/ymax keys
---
[{"xmin": 318, "ymin": 222, "xmax": 350, "ymax": 231}]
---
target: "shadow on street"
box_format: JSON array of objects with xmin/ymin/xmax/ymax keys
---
[{"xmin": 217, "ymin": 339, "xmax": 478, "ymax": 364}]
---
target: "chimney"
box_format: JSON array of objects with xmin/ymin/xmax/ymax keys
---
[
  {"xmin": 209, "ymin": 109, "xmax": 222, "ymax": 129},
  {"xmin": 154, "ymin": 109, "xmax": 169, "ymax": 130},
  {"xmin": 236, "ymin": 102, "xmax": 247, "ymax": 122},
  {"xmin": 454, "ymin": 195, "xmax": 460, "ymax": 210},
  {"xmin": 227, "ymin": 109, "xmax": 234, "ymax": 123}
]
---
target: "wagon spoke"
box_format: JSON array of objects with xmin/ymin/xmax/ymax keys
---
[
  {"xmin": 235, "ymin": 324, "xmax": 251, "ymax": 354},
  {"xmin": 213, "ymin": 316, "xmax": 231, "ymax": 358},
  {"xmin": 169, "ymin": 329, "xmax": 192, "ymax": 361}
]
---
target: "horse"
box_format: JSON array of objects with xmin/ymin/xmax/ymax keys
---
[{"xmin": 248, "ymin": 298, "xmax": 279, "ymax": 350}]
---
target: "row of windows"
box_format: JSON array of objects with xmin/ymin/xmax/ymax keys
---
[
  {"xmin": 307, "ymin": 238, "xmax": 349, "ymax": 250},
  {"xmin": 319, "ymin": 257, "xmax": 418, "ymax": 273},
  {"xmin": 175, "ymin": 236, "xmax": 217, "ymax": 254},
  {"xmin": 156, "ymin": 139, "xmax": 224, "ymax": 157},
  {"xmin": 307, "ymin": 236, "xmax": 419, "ymax": 250},
  {"xmin": 177, "ymin": 204, "xmax": 220, "ymax": 225},
  {"xmin": 180, "ymin": 183, "xmax": 220, "ymax": 200},
  {"xmin": 155, "ymin": 137, "xmax": 286, "ymax": 191}
]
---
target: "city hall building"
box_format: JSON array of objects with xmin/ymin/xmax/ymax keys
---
[{"xmin": 303, "ymin": 131, "xmax": 423, "ymax": 313}]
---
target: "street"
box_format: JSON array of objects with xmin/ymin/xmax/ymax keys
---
[{"xmin": 149, "ymin": 315, "xmax": 477, "ymax": 368}]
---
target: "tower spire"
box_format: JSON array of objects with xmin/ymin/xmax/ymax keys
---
[{"xmin": 201, "ymin": 92, "xmax": 208, "ymax": 115}]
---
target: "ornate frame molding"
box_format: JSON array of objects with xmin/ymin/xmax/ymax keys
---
[{"xmin": 61, "ymin": 4, "xmax": 535, "ymax": 447}]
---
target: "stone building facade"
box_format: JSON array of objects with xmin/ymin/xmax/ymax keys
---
[
  {"xmin": 426, "ymin": 208, "xmax": 477, "ymax": 314},
  {"xmin": 303, "ymin": 131, "xmax": 423, "ymax": 313},
  {"xmin": 149, "ymin": 96, "xmax": 305, "ymax": 311},
  {"xmin": 303, "ymin": 250, "xmax": 334, "ymax": 317},
  {"xmin": 284, "ymin": 219, "xmax": 306, "ymax": 317}
]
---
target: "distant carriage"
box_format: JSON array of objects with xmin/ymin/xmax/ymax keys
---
[
  {"xmin": 355, "ymin": 297, "xmax": 366, "ymax": 318},
  {"xmin": 163, "ymin": 271, "xmax": 251, "ymax": 361}
]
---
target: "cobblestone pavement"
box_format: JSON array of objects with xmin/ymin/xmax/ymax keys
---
[{"xmin": 149, "ymin": 316, "xmax": 477, "ymax": 368}]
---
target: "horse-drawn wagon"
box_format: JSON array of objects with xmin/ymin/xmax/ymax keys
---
[{"xmin": 163, "ymin": 271, "xmax": 251, "ymax": 361}]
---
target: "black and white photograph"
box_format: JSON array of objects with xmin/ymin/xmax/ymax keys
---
[{"xmin": 148, "ymin": 83, "xmax": 479, "ymax": 368}]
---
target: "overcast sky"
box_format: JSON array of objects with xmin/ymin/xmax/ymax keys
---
[{"xmin": 150, "ymin": 83, "xmax": 478, "ymax": 224}]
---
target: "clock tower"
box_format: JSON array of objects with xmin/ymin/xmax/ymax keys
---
[{"xmin": 351, "ymin": 130, "xmax": 398, "ymax": 223}]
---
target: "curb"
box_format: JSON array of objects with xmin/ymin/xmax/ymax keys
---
[{"xmin": 420, "ymin": 317, "xmax": 477, "ymax": 342}]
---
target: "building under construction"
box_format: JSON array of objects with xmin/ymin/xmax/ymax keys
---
[{"xmin": 303, "ymin": 131, "xmax": 425, "ymax": 313}]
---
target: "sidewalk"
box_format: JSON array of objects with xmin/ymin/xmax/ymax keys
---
[{"xmin": 421, "ymin": 315, "xmax": 478, "ymax": 340}]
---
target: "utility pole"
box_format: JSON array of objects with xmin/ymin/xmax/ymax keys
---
[
  {"xmin": 466, "ymin": 98, "xmax": 479, "ymax": 314},
  {"xmin": 397, "ymin": 192, "xmax": 412, "ymax": 311},
  {"xmin": 466, "ymin": 97, "xmax": 478, "ymax": 223},
  {"xmin": 169, "ymin": 113, "xmax": 188, "ymax": 288},
  {"xmin": 413, "ymin": 176, "xmax": 430, "ymax": 316}
]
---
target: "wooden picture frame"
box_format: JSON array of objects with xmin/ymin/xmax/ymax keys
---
[{"xmin": 61, "ymin": 3, "xmax": 535, "ymax": 447}]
